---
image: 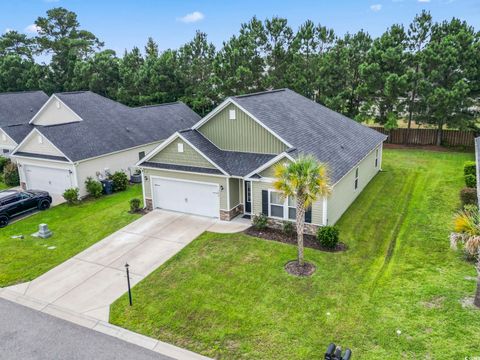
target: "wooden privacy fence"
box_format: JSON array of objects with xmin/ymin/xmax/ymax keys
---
[{"xmin": 369, "ymin": 127, "xmax": 475, "ymax": 147}]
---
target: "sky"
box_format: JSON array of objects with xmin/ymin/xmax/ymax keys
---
[{"xmin": 0, "ymin": 0, "xmax": 478, "ymax": 57}]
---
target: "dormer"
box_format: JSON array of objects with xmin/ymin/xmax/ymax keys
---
[{"xmin": 29, "ymin": 95, "xmax": 82, "ymax": 126}]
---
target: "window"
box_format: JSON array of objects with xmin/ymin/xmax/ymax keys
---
[
  {"xmin": 354, "ymin": 168, "xmax": 359, "ymax": 190},
  {"xmin": 375, "ymin": 148, "xmax": 379, "ymax": 168},
  {"xmin": 229, "ymin": 109, "xmax": 236, "ymax": 120},
  {"xmin": 177, "ymin": 143, "xmax": 184, "ymax": 153},
  {"xmin": 269, "ymin": 190, "xmax": 296, "ymax": 220},
  {"xmin": 38, "ymin": 135, "xmax": 43, "ymax": 144},
  {"xmin": 138, "ymin": 151, "xmax": 145, "ymax": 160},
  {"xmin": 3, "ymin": 149, "xmax": 9, "ymax": 154},
  {"xmin": 246, "ymin": 182, "xmax": 251, "ymax": 202}
]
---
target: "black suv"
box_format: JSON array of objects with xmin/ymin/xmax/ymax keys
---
[{"xmin": 0, "ymin": 189, "xmax": 52, "ymax": 227}]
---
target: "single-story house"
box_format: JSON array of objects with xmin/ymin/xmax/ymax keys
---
[
  {"xmin": 137, "ymin": 88, "xmax": 387, "ymax": 231},
  {"xmin": 10, "ymin": 91, "xmax": 200, "ymax": 197},
  {"xmin": 0, "ymin": 91, "xmax": 49, "ymax": 156}
]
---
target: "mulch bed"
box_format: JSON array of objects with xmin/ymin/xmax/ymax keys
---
[
  {"xmin": 244, "ymin": 227, "xmax": 347, "ymax": 252},
  {"xmin": 285, "ymin": 260, "xmax": 316, "ymax": 276}
]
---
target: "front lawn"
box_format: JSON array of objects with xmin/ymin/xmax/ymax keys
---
[
  {"xmin": 0, "ymin": 185, "xmax": 143, "ymax": 287},
  {"xmin": 110, "ymin": 149, "xmax": 480, "ymax": 359},
  {"xmin": 0, "ymin": 179, "xmax": 8, "ymax": 190}
]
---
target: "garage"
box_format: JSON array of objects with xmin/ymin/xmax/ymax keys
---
[
  {"xmin": 152, "ymin": 177, "xmax": 220, "ymax": 218},
  {"xmin": 24, "ymin": 165, "xmax": 73, "ymax": 195}
]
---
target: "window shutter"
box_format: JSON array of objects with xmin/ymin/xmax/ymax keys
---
[
  {"xmin": 305, "ymin": 206, "xmax": 312, "ymax": 223},
  {"xmin": 261, "ymin": 190, "xmax": 268, "ymax": 215}
]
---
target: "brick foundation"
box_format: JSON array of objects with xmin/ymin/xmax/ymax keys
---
[
  {"xmin": 254, "ymin": 217, "xmax": 320, "ymax": 235},
  {"xmin": 220, "ymin": 204, "xmax": 244, "ymax": 221},
  {"xmin": 145, "ymin": 198, "xmax": 153, "ymax": 211}
]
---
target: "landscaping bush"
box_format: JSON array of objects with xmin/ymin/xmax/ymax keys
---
[
  {"xmin": 316, "ymin": 225, "xmax": 340, "ymax": 249},
  {"xmin": 63, "ymin": 187, "xmax": 80, "ymax": 205},
  {"xmin": 465, "ymin": 174, "xmax": 477, "ymax": 188},
  {"xmin": 3, "ymin": 161, "xmax": 19, "ymax": 186},
  {"xmin": 460, "ymin": 187, "xmax": 477, "ymax": 207},
  {"xmin": 0, "ymin": 157, "xmax": 9, "ymax": 173},
  {"xmin": 252, "ymin": 213, "xmax": 268, "ymax": 230},
  {"xmin": 109, "ymin": 171, "xmax": 129, "ymax": 192},
  {"xmin": 464, "ymin": 161, "xmax": 476, "ymax": 177},
  {"xmin": 85, "ymin": 177, "xmax": 103, "ymax": 198},
  {"xmin": 129, "ymin": 198, "xmax": 141, "ymax": 213},
  {"xmin": 283, "ymin": 221, "xmax": 295, "ymax": 237}
]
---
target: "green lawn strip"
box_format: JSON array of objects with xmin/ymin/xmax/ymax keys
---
[
  {"xmin": 110, "ymin": 150, "xmax": 480, "ymax": 359},
  {"xmin": 0, "ymin": 179, "xmax": 8, "ymax": 190},
  {"xmin": 0, "ymin": 184, "xmax": 142, "ymax": 287}
]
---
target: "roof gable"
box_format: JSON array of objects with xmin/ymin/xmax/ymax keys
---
[
  {"xmin": 30, "ymin": 95, "xmax": 82, "ymax": 126},
  {"xmin": 13, "ymin": 128, "xmax": 70, "ymax": 161}
]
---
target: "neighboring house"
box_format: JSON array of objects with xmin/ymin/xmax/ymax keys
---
[
  {"xmin": 137, "ymin": 88, "xmax": 387, "ymax": 231},
  {"xmin": 10, "ymin": 91, "xmax": 200, "ymax": 197},
  {"xmin": 0, "ymin": 91, "xmax": 49, "ymax": 156}
]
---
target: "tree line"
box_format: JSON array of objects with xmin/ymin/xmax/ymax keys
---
[{"xmin": 0, "ymin": 7, "xmax": 479, "ymax": 144}]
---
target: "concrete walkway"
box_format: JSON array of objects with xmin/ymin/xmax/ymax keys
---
[{"xmin": 1, "ymin": 210, "xmax": 249, "ymax": 359}]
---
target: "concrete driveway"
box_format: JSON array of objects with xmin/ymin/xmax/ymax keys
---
[{"xmin": 4, "ymin": 210, "xmax": 249, "ymax": 322}]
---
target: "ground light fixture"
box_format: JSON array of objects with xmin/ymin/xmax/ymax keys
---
[
  {"xmin": 125, "ymin": 263, "xmax": 133, "ymax": 306},
  {"xmin": 325, "ymin": 343, "xmax": 352, "ymax": 360}
]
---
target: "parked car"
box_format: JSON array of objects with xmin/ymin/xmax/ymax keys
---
[{"xmin": 0, "ymin": 189, "xmax": 52, "ymax": 227}]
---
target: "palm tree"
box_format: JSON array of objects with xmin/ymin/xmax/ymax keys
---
[
  {"xmin": 453, "ymin": 207, "xmax": 480, "ymax": 307},
  {"xmin": 273, "ymin": 155, "xmax": 331, "ymax": 267}
]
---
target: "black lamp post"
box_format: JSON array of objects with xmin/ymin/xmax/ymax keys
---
[{"xmin": 125, "ymin": 263, "xmax": 133, "ymax": 306}]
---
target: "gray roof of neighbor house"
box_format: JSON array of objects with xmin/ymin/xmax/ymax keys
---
[
  {"xmin": 31, "ymin": 91, "xmax": 201, "ymax": 162},
  {"xmin": 232, "ymin": 89, "xmax": 387, "ymax": 183},
  {"xmin": 179, "ymin": 129, "xmax": 276, "ymax": 176},
  {"xmin": 0, "ymin": 91, "xmax": 48, "ymax": 128}
]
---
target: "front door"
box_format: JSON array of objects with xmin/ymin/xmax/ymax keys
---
[{"xmin": 244, "ymin": 181, "xmax": 252, "ymax": 214}]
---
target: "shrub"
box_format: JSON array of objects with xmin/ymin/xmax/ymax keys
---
[
  {"xmin": 252, "ymin": 213, "xmax": 268, "ymax": 230},
  {"xmin": 460, "ymin": 187, "xmax": 477, "ymax": 207},
  {"xmin": 464, "ymin": 161, "xmax": 476, "ymax": 177},
  {"xmin": 62, "ymin": 187, "xmax": 79, "ymax": 205},
  {"xmin": 3, "ymin": 161, "xmax": 19, "ymax": 186},
  {"xmin": 109, "ymin": 171, "xmax": 129, "ymax": 192},
  {"xmin": 85, "ymin": 177, "xmax": 103, "ymax": 198},
  {"xmin": 0, "ymin": 157, "xmax": 9, "ymax": 173},
  {"xmin": 129, "ymin": 198, "xmax": 141, "ymax": 213},
  {"xmin": 316, "ymin": 225, "xmax": 340, "ymax": 249},
  {"xmin": 465, "ymin": 174, "xmax": 477, "ymax": 188},
  {"xmin": 283, "ymin": 221, "xmax": 295, "ymax": 237}
]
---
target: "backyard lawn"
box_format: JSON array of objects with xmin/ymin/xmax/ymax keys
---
[
  {"xmin": 0, "ymin": 184, "xmax": 143, "ymax": 287},
  {"xmin": 111, "ymin": 149, "xmax": 480, "ymax": 359}
]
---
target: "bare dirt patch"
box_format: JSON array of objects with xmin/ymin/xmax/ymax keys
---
[{"xmin": 285, "ymin": 260, "xmax": 316, "ymax": 276}]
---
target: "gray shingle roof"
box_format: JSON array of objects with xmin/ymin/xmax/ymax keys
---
[
  {"xmin": 179, "ymin": 129, "xmax": 276, "ymax": 176},
  {"xmin": 2, "ymin": 124, "xmax": 34, "ymax": 143},
  {"xmin": 142, "ymin": 161, "xmax": 223, "ymax": 175},
  {"xmin": 232, "ymin": 89, "xmax": 387, "ymax": 183},
  {"xmin": 35, "ymin": 91, "xmax": 201, "ymax": 162},
  {"xmin": 14, "ymin": 151, "xmax": 69, "ymax": 162},
  {"xmin": 0, "ymin": 91, "xmax": 48, "ymax": 127}
]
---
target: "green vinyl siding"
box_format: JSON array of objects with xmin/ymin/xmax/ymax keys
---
[
  {"xmin": 198, "ymin": 103, "xmax": 288, "ymax": 154},
  {"xmin": 229, "ymin": 178, "xmax": 241, "ymax": 209},
  {"xmin": 149, "ymin": 138, "xmax": 215, "ymax": 169},
  {"xmin": 259, "ymin": 158, "xmax": 293, "ymax": 178},
  {"xmin": 251, "ymin": 180, "xmax": 324, "ymax": 225},
  {"xmin": 143, "ymin": 168, "xmax": 228, "ymax": 210}
]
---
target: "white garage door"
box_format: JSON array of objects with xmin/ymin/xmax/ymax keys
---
[
  {"xmin": 24, "ymin": 165, "xmax": 73, "ymax": 195},
  {"xmin": 153, "ymin": 177, "xmax": 219, "ymax": 218}
]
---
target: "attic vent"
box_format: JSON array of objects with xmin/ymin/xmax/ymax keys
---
[
  {"xmin": 1, "ymin": 134, "xmax": 6, "ymax": 141},
  {"xmin": 229, "ymin": 109, "xmax": 236, "ymax": 120},
  {"xmin": 38, "ymin": 135, "xmax": 43, "ymax": 144},
  {"xmin": 125, "ymin": 127, "xmax": 131, "ymax": 132},
  {"xmin": 29, "ymin": 108, "xmax": 33, "ymax": 112},
  {"xmin": 56, "ymin": 101, "xmax": 61, "ymax": 109},
  {"xmin": 177, "ymin": 143, "xmax": 184, "ymax": 153}
]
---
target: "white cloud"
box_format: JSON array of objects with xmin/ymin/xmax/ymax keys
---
[
  {"xmin": 4, "ymin": 28, "xmax": 14, "ymax": 33},
  {"xmin": 25, "ymin": 24, "xmax": 40, "ymax": 34},
  {"xmin": 177, "ymin": 11, "xmax": 204, "ymax": 23},
  {"xmin": 370, "ymin": 4, "xmax": 382, "ymax": 11},
  {"xmin": 418, "ymin": 0, "xmax": 430, "ymax": 2}
]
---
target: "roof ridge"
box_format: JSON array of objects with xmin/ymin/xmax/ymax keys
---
[
  {"xmin": 134, "ymin": 101, "xmax": 181, "ymax": 109},
  {"xmin": 54, "ymin": 91, "xmax": 89, "ymax": 95},
  {"xmin": 0, "ymin": 90, "xmax": 46, "ymax": 96},
  {"xmin": 233, "ymin": 88, "xmax": 286, "ymax": 99}
]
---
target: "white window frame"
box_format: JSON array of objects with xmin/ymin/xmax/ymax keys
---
[
  {"xmin": 375, "ymin": 148, "xmax": 379, "ymax": 168},
  {"xmin": 268, "ymin": 189, "xmax": 296, "ymax": 220},
  {"xmin": 177, "ymin": 143, "xmax": 184, "ymax": 153},
  {"xmin": 229, "ymin": 109, "xmax": 236, "ymax": 120},
  {"xmin": 354, "ymin": 167, "xmax": 359, "ymax": 190}
]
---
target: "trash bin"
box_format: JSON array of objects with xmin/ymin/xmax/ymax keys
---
[{"xmin": 101, "ymin": 179, "xmax": 114, "ymax": 195}]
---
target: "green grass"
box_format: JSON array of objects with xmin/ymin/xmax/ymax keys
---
[
  {"xmin": 0, "ymin": 185, "xmax": 143, "ymax": 287},
  {"xmin": 0, "ymin": 179, "xmax": 8, "ymax": 190},
  {"xmin": 110, "ymin": 150, "xmax": 480, "ymax": 359}
]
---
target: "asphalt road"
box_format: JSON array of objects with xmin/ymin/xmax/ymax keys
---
[{"xmin": 0, "ymin": 299, "xmax": 172, "ymax": 360}]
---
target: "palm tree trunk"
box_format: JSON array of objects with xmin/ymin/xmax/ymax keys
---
[
  {"xmin": 296, "ymin": 198, "xmax": 306, "ymax": 266},
  {"xmin": 474, "ymin": 251, "xmax": 480, "ymax": 308}
]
